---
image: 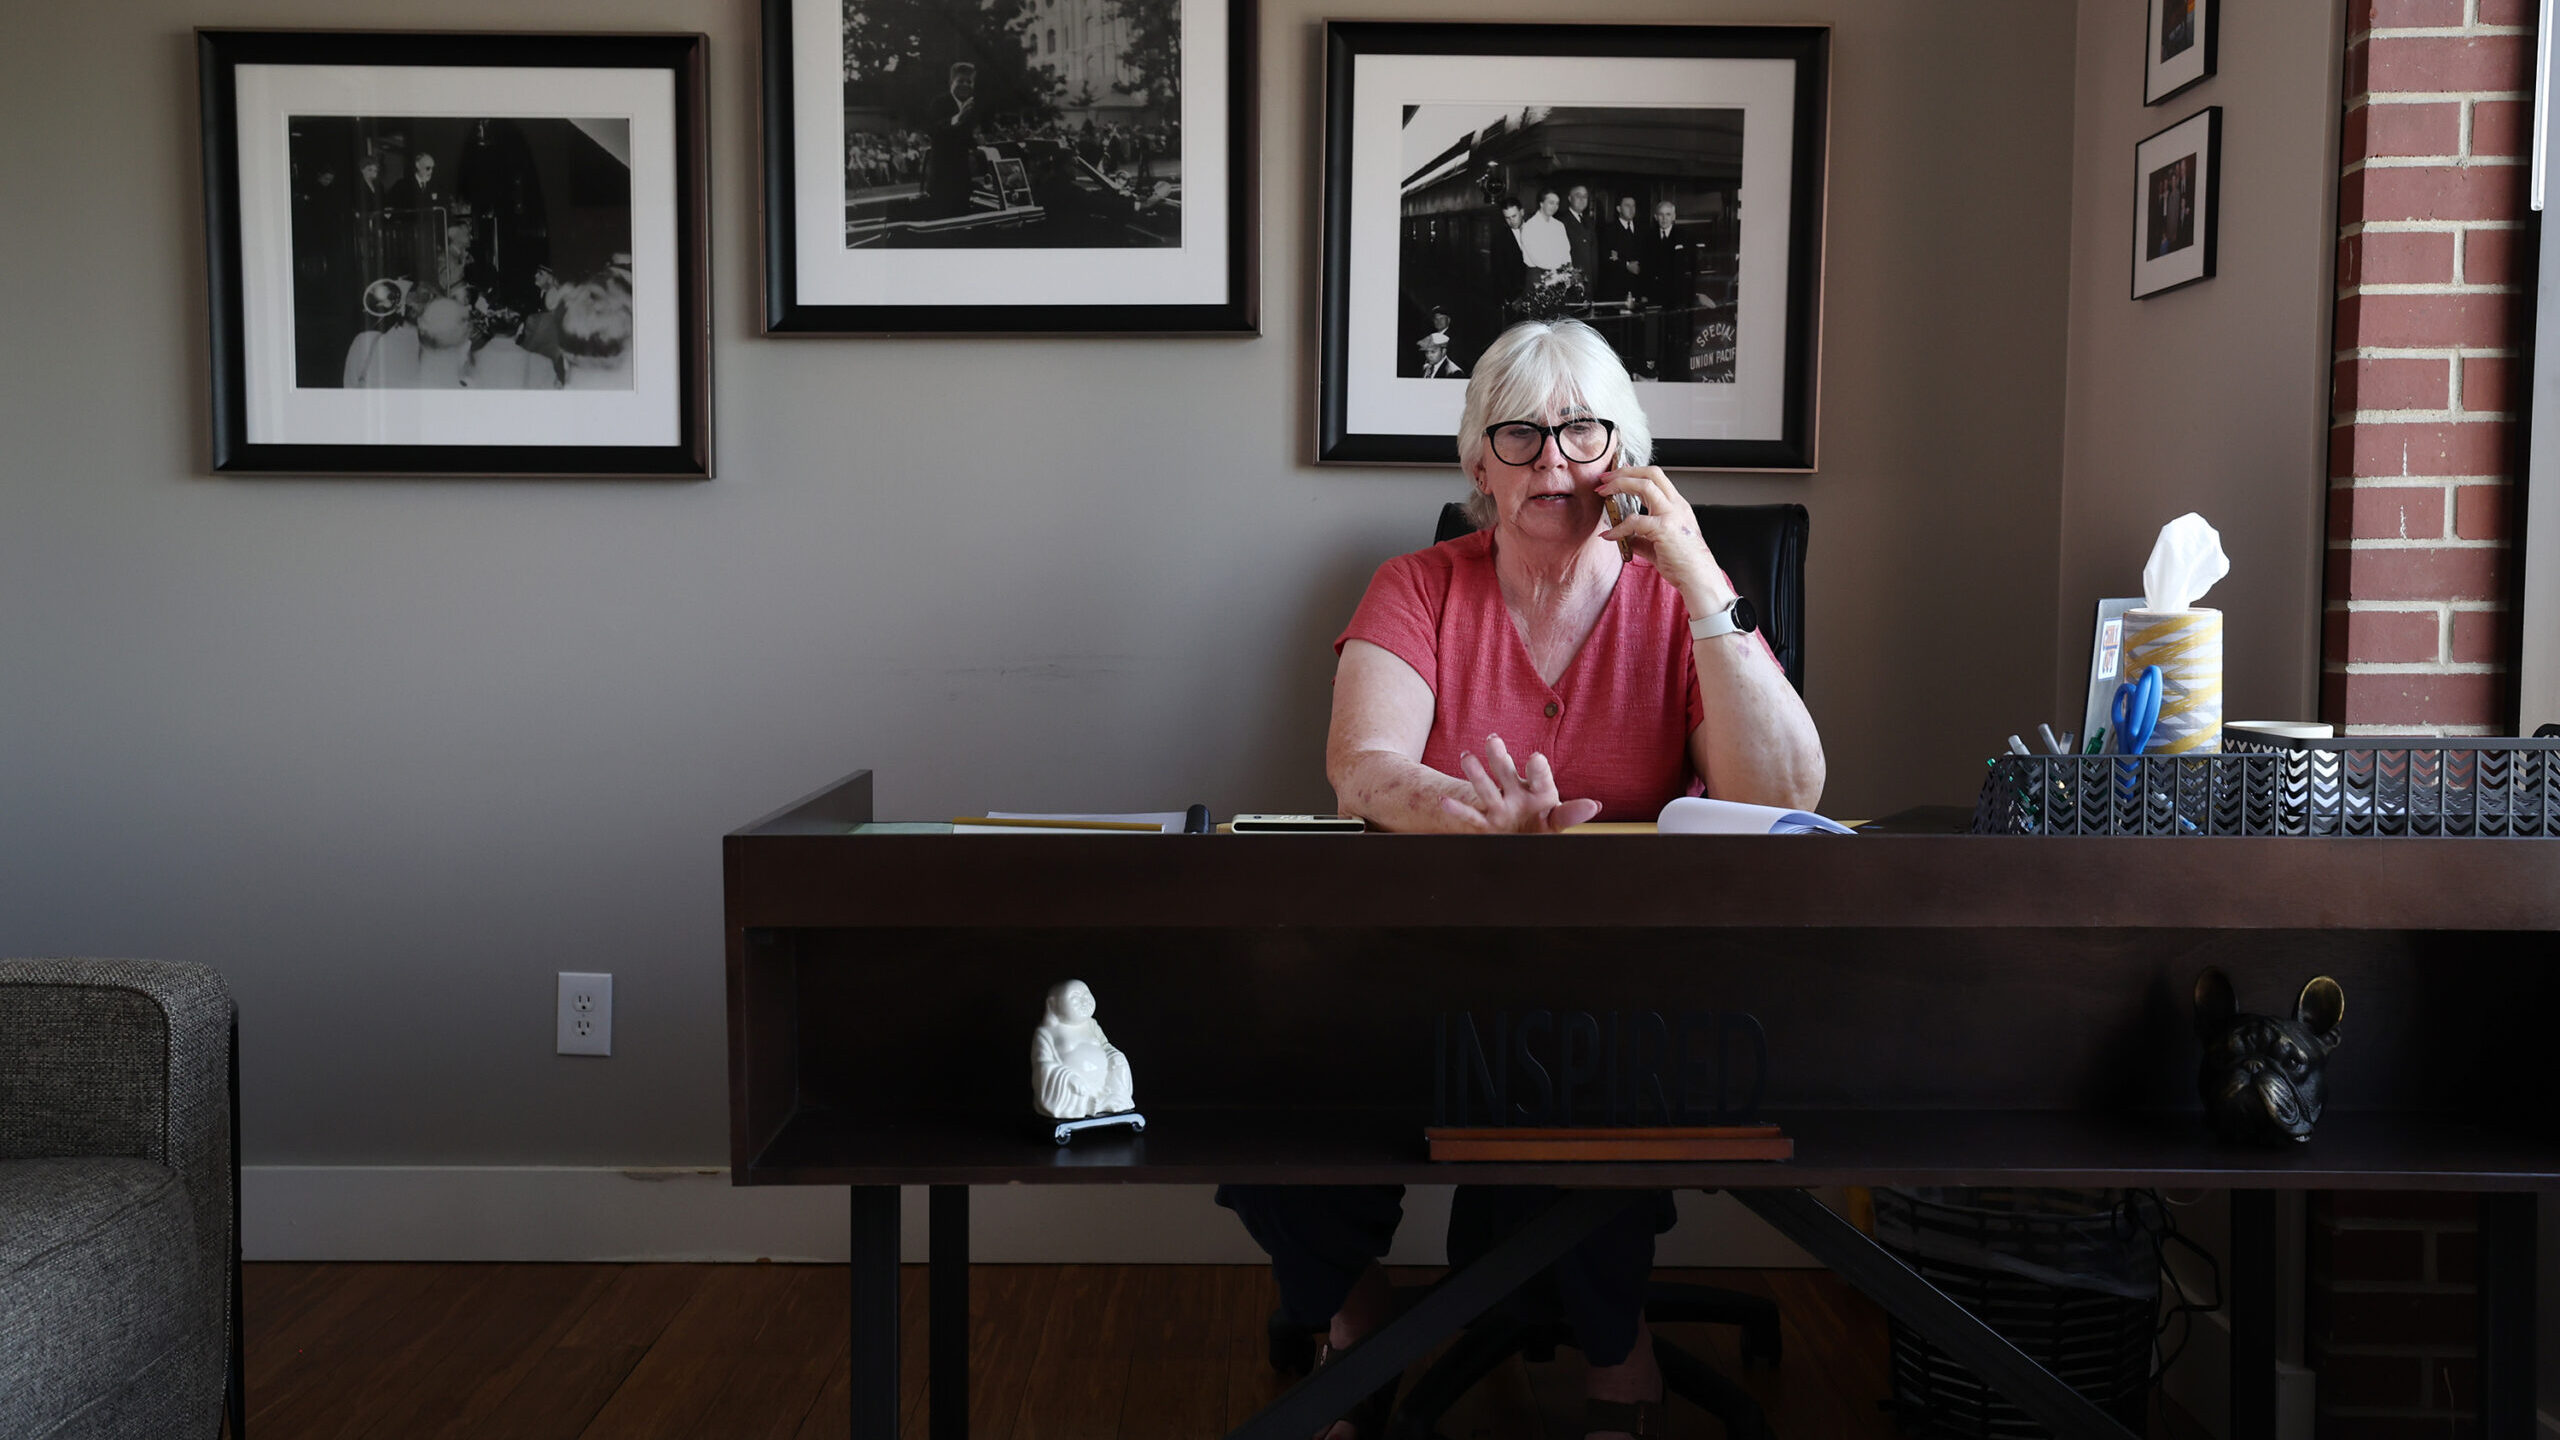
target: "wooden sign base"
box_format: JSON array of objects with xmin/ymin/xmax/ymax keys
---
[{"xmin": 1424, "ymin": 1124, "xmax": 1793, "ymax": 1163}]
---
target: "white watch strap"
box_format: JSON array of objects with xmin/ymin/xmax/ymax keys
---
[{"xmin": 1689, "ymin": 601, "xmax": 1744, "ymax": 641}]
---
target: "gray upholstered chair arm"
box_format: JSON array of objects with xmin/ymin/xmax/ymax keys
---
[{"xmin": 0, "ymin": 958, "xmax": 237, "ymax": 1295}]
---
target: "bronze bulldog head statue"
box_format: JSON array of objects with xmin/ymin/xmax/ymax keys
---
[{"xmin": 2194, "ymin": 968, "xmax": 2345, "ymax": 1146}]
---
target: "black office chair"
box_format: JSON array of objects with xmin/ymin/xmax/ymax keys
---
[
  {"xmin": 1256, "ymin": 503, "xmax": 1811, "ymax": 1437},
  {"xmin": 1433, "ymin": 500, "xmax": 1809, "ymax": 694}
]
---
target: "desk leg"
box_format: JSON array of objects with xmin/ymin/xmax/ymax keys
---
[
  {"xmin": 850, "ymin": 1186, "xmax": 900, "ymax": 1440},
  {"xmin": 2480, "ymin": 1191, "xmax": 2537, "ymax": 1439},
  {"xmin": 1222, "ymin": 1189, "xmax": 1637, "ymax": 1440},
  {"xmin": 2229, "ymin": 1190, "xmax": 2275, "ymax": 1440},
  {"xmin": 930, "ymin": 1185, "xmax": 968, "ymax": 1440},
  {"xmin": 1729, "ymin": 1189, "xmax": 2139, "ymax": 1440}
]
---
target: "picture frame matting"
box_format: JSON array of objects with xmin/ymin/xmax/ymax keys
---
[
  {"xmin": 198, "ymin": 29, "xmax": 714, "ymax": 478},
  {"xmin": 2143, "ymin": 0, "xmax": 2217, "ymax": 106},
  {"xmin": 1316, "ymin": 21, "xmax": 1829, "ymax": 471},
  {"xmin": 759, "ymin": 0, "xmax": 1259, "ymax": 335},
  {"xmin": 2130, "ymin": 106, "xmax": 2220, "ymax": 300}
]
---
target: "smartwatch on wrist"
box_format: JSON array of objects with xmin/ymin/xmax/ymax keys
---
[{"xmin": 1688, "ymin": 595, "xmax": 1758, "ymax": 642}]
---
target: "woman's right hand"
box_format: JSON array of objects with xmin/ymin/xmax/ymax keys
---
[{"xmin": 1440, "ymin": 733, "xmax": 1602, "ymax": 833}]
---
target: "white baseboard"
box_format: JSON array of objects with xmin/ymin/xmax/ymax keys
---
[{"xmin": 242, "ymin": 1167, "xmax": 1823, "ymax": 1267}]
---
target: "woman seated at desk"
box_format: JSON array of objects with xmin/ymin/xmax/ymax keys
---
[{"xmin": 1219, "ymin": 319, "xmax": 1823, "ymax": 1440}]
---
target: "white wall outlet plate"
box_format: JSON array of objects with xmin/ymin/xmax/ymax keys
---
[{"xmin": 557, "ymin": 972, "xmax": 612, "ymax": 1057}]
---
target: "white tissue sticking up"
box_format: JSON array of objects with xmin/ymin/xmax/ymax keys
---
[{"xmin": 2141, "ymin": 512, "xmax": 2231, "ymax": 612}]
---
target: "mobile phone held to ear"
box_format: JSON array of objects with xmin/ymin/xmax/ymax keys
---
[
  {"xmin": 1600, "ymin": 443, "xmax": 1641, "ymax": 561},
  {"xmin": 1229, "ymin": 814, "xmax": 1368, "ymax": 834},
  {"xmin": 1602, "ymin": 491, "xmax": 1640, "ymax": 562}
]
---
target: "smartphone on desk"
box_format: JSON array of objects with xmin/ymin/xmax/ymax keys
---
[{"xmin": 1229, "ymin": 814, "xmax": 1368, "ymax": 834}]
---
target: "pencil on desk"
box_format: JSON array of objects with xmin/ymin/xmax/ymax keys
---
[{"xmin": 951, "ymin": 816, "xmax": 1164, "ymax": 832}]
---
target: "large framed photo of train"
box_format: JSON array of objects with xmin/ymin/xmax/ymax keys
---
[
  {"xmin": 1317, "ymin": 22, "xmax": 1828, "ymax": 469},
  {"xmin": 197, "ymin": 31, "xmax": 713, "ymax": 477},
  {"xmin": 760, "ymin": 0, "xmax": 1257, "ymax": 334}
]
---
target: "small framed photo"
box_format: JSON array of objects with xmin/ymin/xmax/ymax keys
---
[
  {"xmin": 1317, "ymin": 22, "xmax": 1829, "ymax": 470},
  {"xmin": 2144, "ymin": 0, "xmax": 2216, "ymax": 106},
  {"xmin": 2131, "ymin": 107, "xmax": 2219, "ymax": 300},
  {"xmin": 760, "ymin": 0, "xmax": 1258, "ymax": 335},
  {"xmin": 198, "ymin": 31, "xmax": 713, "ymax": 478}
]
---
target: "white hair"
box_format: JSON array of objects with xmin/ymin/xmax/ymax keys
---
[
  {"xmin": 1455, "ymin": 319, "xmax": 1652, "ymax": 529},
  {"xmin": 557, "ymin": 279, "xmax": 633, "ymax": 360},
  {"xmin": 415, "ymin": 297, "xmax": 469, "ymax": 350}
]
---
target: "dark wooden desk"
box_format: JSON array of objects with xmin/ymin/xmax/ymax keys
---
[{"xmin": 727, "ymin": 770, "xmax": 2555, "ymax": 1440}]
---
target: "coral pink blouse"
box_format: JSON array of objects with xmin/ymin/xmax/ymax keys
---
[{"xmin": 1335, "ymin": 529, "xmax": 1778, "ymax": 822}]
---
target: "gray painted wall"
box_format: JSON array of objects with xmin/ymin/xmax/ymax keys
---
[
  {"xmin": 0, "ymin": 0, "xmax": 2077, "ymax": 1167},
  {"xmin": 2055, "ymin": 0, "xmax": 2344, "ymax": 726}
]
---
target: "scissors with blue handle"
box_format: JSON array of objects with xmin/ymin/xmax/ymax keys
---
[{"xmin": 2113, "ymin": 664, "xmax": 2164, "ymax": 756}]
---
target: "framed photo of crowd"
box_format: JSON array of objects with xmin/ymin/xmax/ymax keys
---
[
  {"xmin": 1317, "ymin": 22, "xmax": 1829, "ymax": 470},
  {"xmin": 197, "ymin": 31, "xmax": 712, "ymax": 478},
  {"xmin": 759, "ymin": 0, "xmax": 1258, "ymax": 334},
  {"xmin": 2131, "ymin": 107, "xmax": 2219, "ymax": 300}
]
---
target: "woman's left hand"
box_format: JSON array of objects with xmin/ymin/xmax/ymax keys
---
[
  {"xmin": 1596, "ymin": 465, "xmax": 1735, "ymax": 612},
  {"xmin": 1440, "ymin": 734, "xmax": 1603, "ymax": 834}
]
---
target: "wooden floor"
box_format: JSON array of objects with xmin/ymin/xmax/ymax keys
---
[{"xmin": 240, "ymin": 1262, "xmax": 2201, "ymax": 1439}]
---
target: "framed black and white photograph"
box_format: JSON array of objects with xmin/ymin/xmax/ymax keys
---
[
  {"xmin": 2131, "ymin": 107, "xmax": 2219, "ymax": 300},
  {"xmin": 2143, "ymin": 0, "xmax": 2216, "ymax": 106},
  {"xmin": 1318, "ymin": 22, "xmax": 1828, "ymax": 469},
  {"xmin": 759, "ymin": 0, "xmax": 1256, "ymax": 334},
  {"xmin": 198, "ymin": 31, "xmax": 711, "ymax": 478}
]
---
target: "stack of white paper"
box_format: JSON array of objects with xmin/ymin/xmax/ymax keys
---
[
  {"xmin": 1657, "ymin": 796, "xmax": 1855, "ymax": 836},
  {"xmin": 953, "ymin": 811, "xmax": 1189, "ymax": 835}
]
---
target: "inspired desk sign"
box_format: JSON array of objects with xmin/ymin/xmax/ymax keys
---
[{"xmin": 1425, "ymin": 1010, "xmax": 1791, "ymax": 1162}]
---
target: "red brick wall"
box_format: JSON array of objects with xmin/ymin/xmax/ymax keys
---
[
  {"xmin": 2324, "ymin": 0, "xmax": 2533, "ymax": 733},
  {"xmin": 2314, "ymin": 4, "xmax": 2529, "ymax": 1432},
  {"xmin": 2307, "ymin": 1191, "xmax": 2483, "ymax": 1436}
]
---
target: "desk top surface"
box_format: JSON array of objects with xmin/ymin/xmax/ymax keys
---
[{"xmin": 726, "ymin": 775, "xmax": 2560, "ymax": 931}]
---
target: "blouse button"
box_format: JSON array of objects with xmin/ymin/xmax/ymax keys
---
[{"xmin": 1544, "ymin": 702, "xmax": 1560, "ymax": 717}]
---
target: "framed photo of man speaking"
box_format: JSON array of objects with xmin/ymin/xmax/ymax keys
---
[
  {"xmin": 760, "ymin": 0, "xmax": 1258, "ymax": 334},
  {"xmin": 198, "ymin": 30, "xmax": 713, "ymax": 477},
  {"xmin": 1317, "ymin": 22, "xmax": 1829, "ymax": 470}
]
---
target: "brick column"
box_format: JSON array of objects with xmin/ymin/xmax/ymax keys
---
[
  {"xmin": 2307, "ymin": 1192, "xmax": 2483, "ymax": 1436},
  {"xmin": 2325, "ymin": 0, "xmax": 2532, "ymax": 733},
  {"xmin": 2315, "ymin": 5, "xmax": 2530, "ymax": 1433}
]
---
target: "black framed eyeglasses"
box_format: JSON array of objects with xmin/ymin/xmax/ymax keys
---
[{"xmin": 1484, "ymin": 418, "xmax": 1616, "ymax": 466}]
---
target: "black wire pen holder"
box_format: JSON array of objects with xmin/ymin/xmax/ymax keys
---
[{"xmin": 1971, "ymin": 738, "xmax": 2560, "ymax": 837}]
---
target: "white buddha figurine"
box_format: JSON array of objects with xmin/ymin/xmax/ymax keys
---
[{"xmin": 1031, "ymin": 979, "xmax": 1135, "ymax": 1120}]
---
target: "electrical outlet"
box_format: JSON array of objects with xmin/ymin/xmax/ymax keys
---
[{"xmin": 557, "ymin": 972, "xmax": 613, "ymax": 1056}]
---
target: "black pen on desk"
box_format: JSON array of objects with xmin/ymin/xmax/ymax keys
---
[{"xmin": 1184, "ymin": 804, "xmax": 1211, "ymax": 834}]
